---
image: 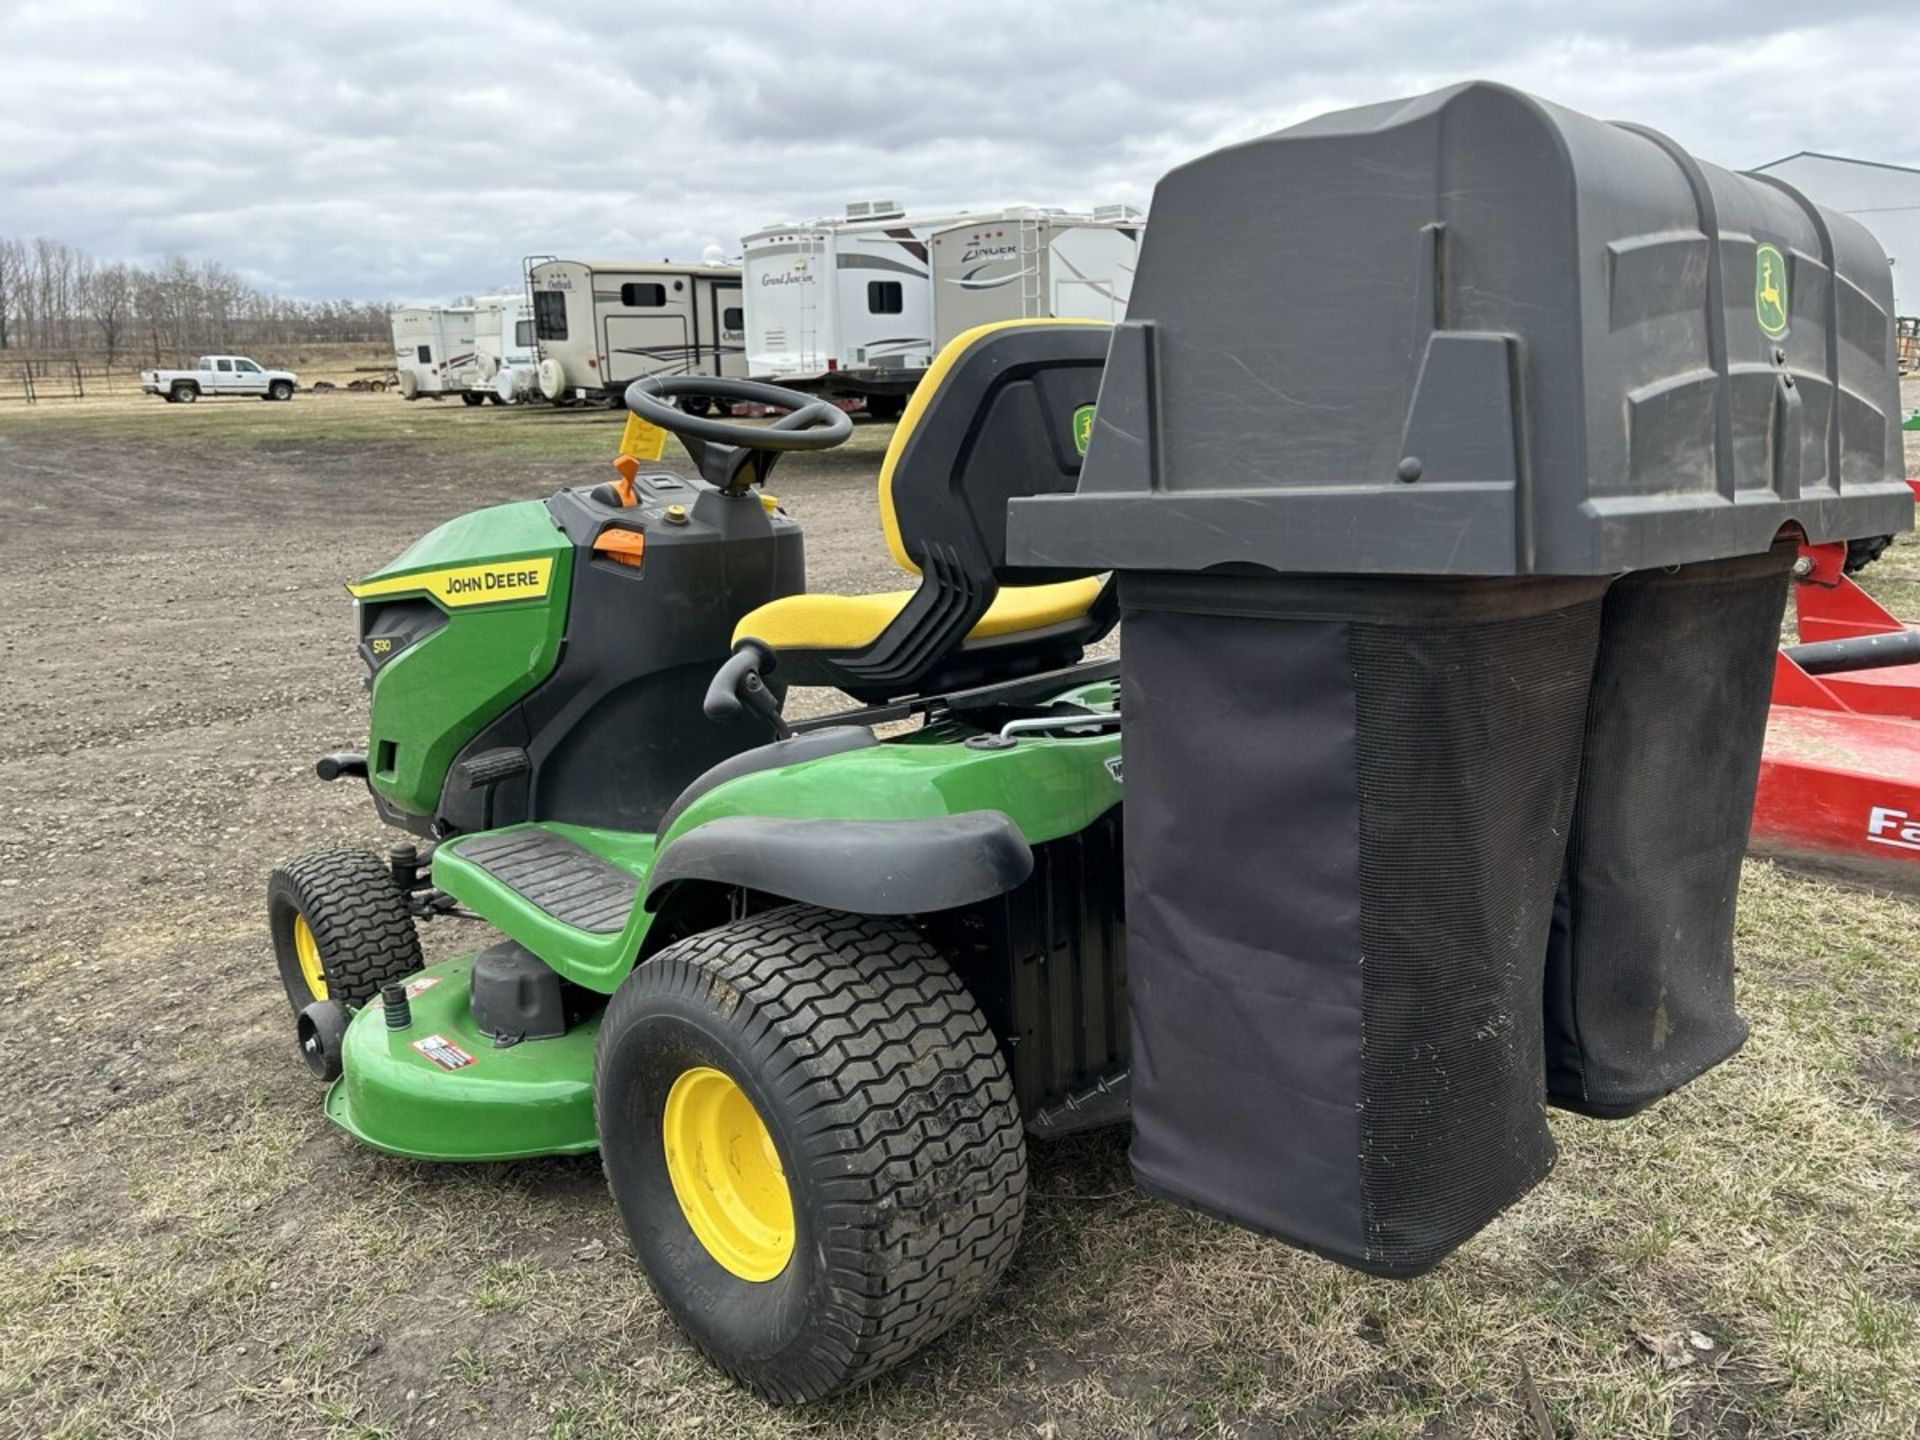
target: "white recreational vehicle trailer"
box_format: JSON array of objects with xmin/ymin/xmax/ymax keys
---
[
  {"xmin": 740, "ymin": 200, "xmax": 987, "ymax": 419},
  {"xmin": 473, "ymin": 293, "xmax": 540, "ymax": 404},
  {"xmin": 526, "ymin": 259, "xmax": 745, "ymax": 406},
  {"xmin": 391, "ymin": 306, "xmax": 482, "ymax": 400},
  {"xmin": 930, "ymin": 205, "xmax": 1144, "ymax": 352}
]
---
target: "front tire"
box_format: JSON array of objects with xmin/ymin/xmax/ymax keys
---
[
  {"xmin": 461, "ymin": 391, "xmax": 486, "ymax": 407},
  {"xmin": 267, "ymin": 848, "xmax": 422, "ymax": 1012},
  {"xmin": 269, "ymin": 380, "xmax": 294, "ymax": 401},
  {"xmin": 595, "ymin": 906, "xmax": 1026, "ymax": 1404}
]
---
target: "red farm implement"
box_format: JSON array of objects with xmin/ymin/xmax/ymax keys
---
[{"xmin": 1757, "ymin": 517, "xmax": 1920, "ymax": 880}]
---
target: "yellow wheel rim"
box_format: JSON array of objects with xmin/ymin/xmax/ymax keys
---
[
  {"xmin": 292, "ymin": 914, "xmax": 328, "ymax": 1001},
  {"xmin": 662, "ymin": 1066, "xmax": 793, "ymax": 1281}
]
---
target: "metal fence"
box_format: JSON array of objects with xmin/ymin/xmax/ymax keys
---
[{"xmin": 0, "ymin": 357, "xmax": 91, "ymax": 404}]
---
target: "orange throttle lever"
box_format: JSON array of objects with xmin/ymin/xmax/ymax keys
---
[{"xmin": 590, "ymin": 453, "xmax": 642, "ymax": 509}]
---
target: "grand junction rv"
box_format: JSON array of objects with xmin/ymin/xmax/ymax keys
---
[
  {"xmin": 740, "ymin": 200, "xmax": 988, "ymax": 419},
  {"xmin": 742, "ymin": 201, "xmax": 1142, "ymax": 417}
]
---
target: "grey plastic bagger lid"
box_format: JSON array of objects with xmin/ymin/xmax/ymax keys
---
[{"xmin": 1007, "ymin": 81, "xmax": 1912, "ymax": 577}]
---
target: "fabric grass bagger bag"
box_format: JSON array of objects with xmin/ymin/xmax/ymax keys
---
[
  {"xmin": 1544, "ymin": 546, "xmax": 1797, "ymax": 1117},
  {"xmin": 1119, "ymin": 573, "xmax": 1606, "ymax": 1275}
]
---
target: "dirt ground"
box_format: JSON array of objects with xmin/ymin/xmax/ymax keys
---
[{"xmin": 1, "ymin": 387, "xmax": 1918, "ymax": 1439}]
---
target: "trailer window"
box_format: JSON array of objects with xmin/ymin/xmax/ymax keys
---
[
  {"xmin": 416, "ymin": 345, "xmax": 432, "ymax": 364},
  {"xmin": 533, "ymin": 290, "xmax": 569, "ymax": 341},
  {"xmin": 868, "ymin": 281, "xmax": 903, "ymax": 314},
  {"xmin": 621, "ymin": 282, "xmax": 667, "ymax": 307},
  {"xmin": 515, "ymin": 319, "xmax": 534, "ymax": 348},
  {"xmin": 723, "ymin": 307, "xmax": 744, "ymax": 331}
]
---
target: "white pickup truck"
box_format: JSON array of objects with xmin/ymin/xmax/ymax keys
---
[{"xmin": 141, "ymin": 355, "xmax": 299, "ymax": 403}]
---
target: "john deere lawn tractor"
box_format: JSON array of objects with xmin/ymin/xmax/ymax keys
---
[
  {"xmin": 269, "ymin": 319, "xmax": 1127, "ymax": 1402},
  {"xmin": 271, "ymin": 81, "xmax": 1913, "ymax": 1407}
]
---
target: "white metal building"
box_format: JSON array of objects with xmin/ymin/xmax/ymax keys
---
[{"xmin": 1750, "ymin": 152, "xmax": 1919, "ymax": 319}]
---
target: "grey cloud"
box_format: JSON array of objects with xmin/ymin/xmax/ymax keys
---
[{"xmin": 1, "ymin": 0, "xmax": 1912, "ymax": 300}]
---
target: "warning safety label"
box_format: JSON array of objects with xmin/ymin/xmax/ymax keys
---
[{"xmin": 411, "ymin": 1034, "xmax": 475, "ymax": 1071}]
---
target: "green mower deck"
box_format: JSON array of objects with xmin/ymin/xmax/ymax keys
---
[{"xmin": 326, "ymin": 954, "xmax": 600, "ymax": 1161}]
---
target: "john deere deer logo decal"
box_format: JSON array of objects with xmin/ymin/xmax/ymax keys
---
[
  {"xmin": 1755, "ymin": 244, "xmax": 1789, "ymax": 339},
  {"xmin": 1072, "ymin": 403, "xmax": 1096, "ymax": 456}
]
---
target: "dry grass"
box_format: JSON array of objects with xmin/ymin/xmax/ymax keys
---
[
  {"xmin": 0, "ymin": 389, "xmax": 1917, "ymax": 1438},
  {"xmin": 3, "ymin": 862, "xmax": 1916, "ymax": 1438}
]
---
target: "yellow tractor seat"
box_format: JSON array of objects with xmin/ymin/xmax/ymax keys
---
[
  {"xmin": 736, "ymin": 577, "xmax": 1103, "ymax": 654},
  {"xmin": 731, "ymin": 320, "xmax": 1117, "ymax": 703}
]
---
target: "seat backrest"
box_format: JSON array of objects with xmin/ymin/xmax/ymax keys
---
[{"xmin": 878, "ymin": 320, "xmax": 1110, "ymax": 587}]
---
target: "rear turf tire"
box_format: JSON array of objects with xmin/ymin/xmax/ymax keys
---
[
  {"xmin": 267, "ymin": 848, "xmax": 422, "ymax": 1013},
  {"xmin": 594, "ymin": 905, "xmax": 1026, "ymax": 1404}
]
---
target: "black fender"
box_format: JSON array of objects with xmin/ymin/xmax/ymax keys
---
[{"xmin": 646, "ymin": 811, "xmax": 1033, "ymax": 916}]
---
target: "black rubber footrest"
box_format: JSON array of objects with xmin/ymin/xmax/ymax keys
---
[{"xmin": 454, "ymin": 829, "xmax": 639, "ymax": 934}]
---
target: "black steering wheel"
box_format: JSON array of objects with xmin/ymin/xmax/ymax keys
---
[{"xmin": 623, "ymin": 375, "xmax": 852, "ymax": 451}]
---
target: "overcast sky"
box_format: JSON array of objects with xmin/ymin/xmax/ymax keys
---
[{"xmin": 1, "ymin": 0, "xmax": 1913, "ymax": 302}]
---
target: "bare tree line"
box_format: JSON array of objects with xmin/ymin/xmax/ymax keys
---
[{"xmin": 0, "ymin": 236, "xmax": 393, "ymax": 367}]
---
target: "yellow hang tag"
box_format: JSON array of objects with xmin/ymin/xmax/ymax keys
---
[{"xmin": 619, "ymin": 411, "xmax": 667, "ymax": 462}]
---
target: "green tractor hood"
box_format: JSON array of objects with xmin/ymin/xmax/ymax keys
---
[{"xmin": 348, "ymin": 501, "xmax": 573, "ymax": 820}]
